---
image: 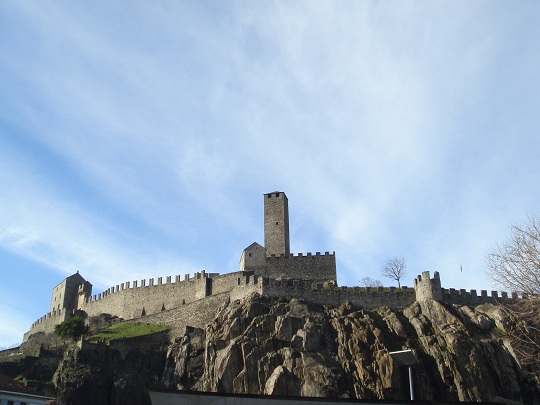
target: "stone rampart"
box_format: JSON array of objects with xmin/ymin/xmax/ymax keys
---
[
  {"xmin": 441, "ymin": 287, "xmax": 530, "ymax": 305},
  {"xmin": 212, "ymin": 271, "xmax": 263, "ymax": 300},
  {"xmin": 135, "ymin": 293, "xmax": 232, "ymax": 336},
  {"xmin": 25, "ymin": 267, "xmax": 532, "ymax": 344},
  {"xmin": 80, "ymin": 271, "xmax": 211, "ymax": 320},
  {"xmin": 23, "ymin": 309, "xmax": 70, "ymax": 341},
  {"xmin": 24, "ymin": 271, "xmax": 212, "ymax": 341},
  {"xmin": 261, "ymin": 278, "xmax": 416, "ymax": 309},
  {"xmin": 263, "ymin": 252, "xmax": 336, "ymax": 283}
]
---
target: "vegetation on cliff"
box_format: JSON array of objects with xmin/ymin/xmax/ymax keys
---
[
  {"xmin": 88, "ymin": 322, "xmax": 170, "ymax": 342},
  {"xmin": 54, "ymin": 316, "xmax": 88, "ymax": 341}
]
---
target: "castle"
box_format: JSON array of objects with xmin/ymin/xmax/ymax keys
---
[{"xmin": 24, "ymin": 192, "xmax": 514, "ymax": 341}]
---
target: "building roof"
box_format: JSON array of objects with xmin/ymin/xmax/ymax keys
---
[
  {"xmin": 243, "ymin": 242, "xmax": 264, "ymax": 251},
  {"xmin": 66, "ymin": 271, "xmax": 86, "ymax": 283}
]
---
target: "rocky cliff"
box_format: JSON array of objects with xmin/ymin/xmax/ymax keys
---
[{"xmin": 6, "ymin": 293, "xmax": 540, "ymax": 404}]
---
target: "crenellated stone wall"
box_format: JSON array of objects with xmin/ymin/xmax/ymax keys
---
[
  {"xmin": 80, "ymin": 272, "xmax": 211, "ymax": 320},
  {"xmin": 263, "ymin": 252, "xmax": 337, "ymax": 283},
  {"xmin": 24, "ymin": 268, "xmax": 532, "ymax": 342},
  {"xmin": 24, "ymin": 309, "xmax": 70, "ymax": 341},
  {"xmin": 261, "ymin": 278, "xmax": 416, "ymax": 309}
]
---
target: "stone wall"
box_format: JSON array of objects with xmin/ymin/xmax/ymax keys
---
[
  {"xmin": 26, "ymin": 266, "xmax": 531, "ymax": 344},
  {"xmin": 25, "ymin": 272, "xmax": 212, "ymax": 341},
  {"xmin": 24, "ymin": 310, "xmax": 69, "ymax": 341},
  {"xmin": 136, "ymin": 293, "xmax": 232, "ymax": 336},
  {"xmin": 263, "ymin": 252, "xmax": 337, "ymax": 283},
  {"xmin": 80, "ymin": 273, "xmax": 210, "ymax": 320},
  {"xmin": 441, "ymin": 287, "xmax": 524, "ymax": 305},
  {"xmin": 261, "ymin": 279, "xmax": 416, "ymax": 309},
  {"xmin": 211, "ymin": 271, "xmax": 263, "ymax": 299}
]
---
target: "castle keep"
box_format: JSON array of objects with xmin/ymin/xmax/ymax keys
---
[{"xmin": 24, "ymin": 192, "xmax": 513, "ymax": 341}]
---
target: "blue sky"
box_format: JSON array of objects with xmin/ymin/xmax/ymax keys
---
[{"xmin": 1, "ymin": 1, "xmax": 539, "ymax": 347}]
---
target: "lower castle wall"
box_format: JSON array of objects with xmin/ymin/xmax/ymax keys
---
[
  {"xmin": 261, "ymin": 279, "xmax": 416, "ymax": 309},
  {"xmin": 136, "ymin": 293, "xmax": 232, "ymax": 335},
  {"xmin": 441, "ymin": 288, "xmax": 519, "ymax": 306},
  {"xmin": 134, "ymin": 278, "xmax": 262, "ymax": 336}
]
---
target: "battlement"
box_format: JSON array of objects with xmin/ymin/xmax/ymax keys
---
[
  {"xmin": 267, "ymin": 251, "xmax": 335, "ymax": 259},
  {"xmin": 261, "ymin": 278, "xmax": 415, "ymax": 309},
  {"xmin": 263, "ymin": 251, "xmax": 337, "ymax": 284},
  {"xmin": 440, "ymin": 287, "xmax": 534, "ymax": 305},
  {"xmin": 30, "ymin": 308, "xmax": 70, "ymax": 327},
  {"xmin": 24, "ymin": 308, "xmax": 72, "ymax": 341},
  {"xmin": 83, "ymin": 270, "xmax": 211, "ymax": 304}
]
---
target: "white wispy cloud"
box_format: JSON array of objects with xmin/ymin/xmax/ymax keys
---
[
  {"xmin": 0, "ymin": 1, "xmax": 539, "ymax": 346},
  {"xmin": 0, "ymin": 138, "xmax": 200, "ymax": 288}
]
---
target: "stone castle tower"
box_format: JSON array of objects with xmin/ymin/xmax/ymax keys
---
[
  {"xmin": 264, "ymin": 192, "xmax": 290, "ymax": 257},
  {"xmin": 240, "ymin": 191, "xmax": 336, "ymax": 283},
  {"xmin": 50, "ymin": 271, "xmax": 89, "ymax": 314},
  {"xmin": 414, "ymin": 271, "xmax": 443, "ymax": 302}
]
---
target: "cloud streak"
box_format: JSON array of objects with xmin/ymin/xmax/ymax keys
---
[{"xmin": 0, "ymin": 1, "xmax": 539, "ymax": 345}]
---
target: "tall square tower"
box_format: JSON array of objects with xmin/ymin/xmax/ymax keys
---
[{"xmin": 264, "ymin": 192, "xmax": 290, "ymax": 256}]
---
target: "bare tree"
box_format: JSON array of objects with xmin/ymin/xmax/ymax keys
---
[
  {"xmin": 499, "ymin": 298, "xmax": 540, "ymax": 381},
  {"xmin": 486, "ymin": 213, "xmax": 540, "ymax": 295},
  {"xmin": 360, "ymin": 277, "xmax": 382, "ymax": 287},
  {"xmin": 486, "ymin": 214, "xmax": 540, "ymax": 380},
  {"xmin": 381, "ymin": 257, "xmax": 407, "ymax": 288}
]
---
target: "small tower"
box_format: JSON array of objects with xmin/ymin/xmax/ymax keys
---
[
  {"xmin": 264, "ymin": 192, "xmax": 290, "ymax": 257},
  {"xmin": 414, "ymin": 271, "xmax": 443, "ymax": 302},
  {"xmin": 240, "ymin": 242, "xmax": 266, "ymax": 272},
  {"xmin": 77, "ymin": 280, "xmax": 93, "ymax": 308}
]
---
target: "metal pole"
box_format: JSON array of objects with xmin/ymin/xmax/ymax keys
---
[{"xmin": 408, "ymin": 365, "xmax": 414, "ymax": 400}]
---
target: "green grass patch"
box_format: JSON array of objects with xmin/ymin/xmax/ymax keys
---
[{"xmin": 88, "ymin": 322, "xmax": 169, "ymax": 342}]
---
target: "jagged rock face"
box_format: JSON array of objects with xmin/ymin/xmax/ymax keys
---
[
  {"xmin": 201, "ymin": 296, "xmax": 348, "ymax": 397},
  {"xmin": 162, "ymin": 294, "xmax": 539, "ymax": 403},
  {"xmin": 161, "ymin": 326, "xmax": 205, "ymax": 391},
  {"xmin": 34, "ymin": 294, "xmax": 540, "ymax": 404},
  {"xmin": 411, "ymin": 300, "xmax": 540, "ymax": 402}
]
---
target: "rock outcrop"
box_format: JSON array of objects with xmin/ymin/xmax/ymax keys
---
[{"xmin": 5, "ymin": 293, "xmax": 540, "ymax": 404}]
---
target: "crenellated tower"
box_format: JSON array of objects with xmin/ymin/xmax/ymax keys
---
[
  {"xmin": 264, "ymin": 191, "xmax": 290, "ymax": 257},
  {"xmin": 414, "ymin": 271, "xmax": 443, "ymax": 302},
  {"xmin": 77, "ymin": 280, "xmax": 93, "ymax": 309}
]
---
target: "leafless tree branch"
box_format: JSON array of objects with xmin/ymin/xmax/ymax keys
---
[
  {"xmin": 360, "ymin": 277, "xmax": 382, "ymax": 287},
  {"xmin": 381, "ymin": 257, "xmax": 407, "ymax": 288},
  {"xmin": 486, "ymin": 214, "xmax": 540, "ymax": 381}
]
